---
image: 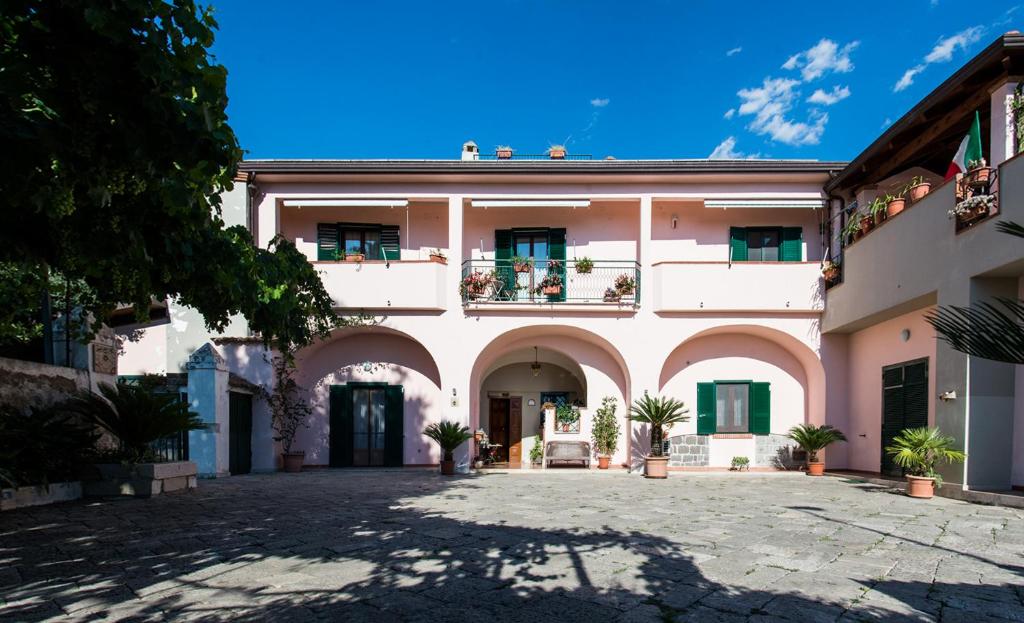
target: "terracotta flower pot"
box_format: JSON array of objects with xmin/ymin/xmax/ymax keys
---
[
  {"xmin": 859, "ymin": 216, "xmax": 874, "ymax": 235},
  {"xmin": 906, "ymin": 475, "xmax": 935, "ymax": 499},
  {"xmin": 549, "ymin": 149, "xmax": 566, "ymax": 160},
  {"xmin": 966, "ymin": 167, "xmax": 991, "ymax": 188},
  {"xmin": 440, "ymin": 459, "xmax": 455, "ymax": 476},
  {"xmin": 542, "ymin": 286, "xmax": 562, "ymax": 295},
  {"xmin": 886, "ymin": 197, "xmax": 906, "ymax": 218},
  {"xmin": 429, "ymin": 254, "xmax": 447, "ymax": 264},
  {"xmin": 598, "ymin": 456, "xmax": 611, "ymax": 470},
  {"xmin": 344, "ymin": 254, "xmax": 365, "ymax": 263},
  {"xmin": 823, "ymin": 267, "xmax": 839, "ymax": 283},
  {"xmin": 644, "ymin": 456, "xmax": 669, "ymax": 479},
  {"xmin": 807, "ymin": 461, "xmax": 825, "ymax": 476},
  {"xmin": 873, "ymin": 211, "xmax": 885, "ymax": 226},
  {"xmin": 465, "ymin": 286, "xmax": 486, "ymax": 299},
  {"xmin": 514, "ymin": 263, "xmax": 532, "ymax": 273},
  {"xmin": 282, "ymin": 452, "xmax": 304, "ymax": 473},
  {"xmin": 496, "ymin": 149, "xmax": 513, "ymax": 159},
  {"xmin": 908, "ymin": 183, "xmax": 931, "ymax": 202}
]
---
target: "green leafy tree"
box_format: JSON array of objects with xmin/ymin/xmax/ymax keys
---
[
  {"xmin": 591, "ymin": 396, "xmax": 620, "ymax": 457},
  {"xmin": 927, "ymin": 221, "xmax": 1024, "ymax": 363},
  {"xmin": 0, "ymin": 1, "xmax": 336, "ymax": 353},
  {"xmin": 629, "ymin": 395, "xmax": 689, "ymax": 457}
]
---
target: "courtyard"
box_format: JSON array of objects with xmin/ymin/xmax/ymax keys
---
[{"xmin": 1, "ymin": 471, "xmax": 1022, "ymax": 622}]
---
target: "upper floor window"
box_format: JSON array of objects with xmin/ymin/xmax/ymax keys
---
[
  {"xmin": 729, "ymin": 227, "xmax": 803, "ymax": 262},
  {"xmin": 513, "ymin": 231, "xmax": 549, "ymax": 260},
  {"xmin": 317, "ymin": 222, "xmax": 399, "ymax": 261}
]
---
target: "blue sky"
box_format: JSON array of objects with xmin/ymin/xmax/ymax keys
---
[{"xmin": 210, "ymin": 1, "xmax": 1020, "ymax": 161}]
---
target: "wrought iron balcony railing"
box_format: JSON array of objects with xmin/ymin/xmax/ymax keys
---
[{"xmin": 460, "ymin": 259, "xmax": 640, "ymax": 305}]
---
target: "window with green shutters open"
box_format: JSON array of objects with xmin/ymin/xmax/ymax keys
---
[
  {"xmin": 317, "ymin": 222, "xmax": 400, "ymax": 261},
  {"xmin": 729, "ymin": 227, "xmax": 802, "ymax": 262},
  {"xmin": 696, "ymin": 381, "xmax": 770, "ymax": 435}
]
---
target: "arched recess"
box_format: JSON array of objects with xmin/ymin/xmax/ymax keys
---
[
  {"xmin": 469, "ymin": 326, "xmax": 632, "ymax": 466},
  {"xmin": 658, "ymin": 324, "xmax": 827, "ymax": 431},
  {"xmin": 291, "ymin": 326, "xmax": 443, "ymax": 466}
]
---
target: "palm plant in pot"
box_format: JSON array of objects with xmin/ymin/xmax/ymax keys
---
[
  {"xmin": 424, "ymin": 420, "xmax": 473, "ymax": 475},
  {"xmin": 885, "ymin": 427, "xmax": 965, "ymax": 499},
  {"xmin": 629, "ymin": 395, "xmax": 689, "ymax": 479},
  {"xmin": 591, "ymin": 396, "xmax": 620, "ymax": 469},
  {"xmin": 787, "ymin": 424, "xmax": 847, "ymax": 476}
]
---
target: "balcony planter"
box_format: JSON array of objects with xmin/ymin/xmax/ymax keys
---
[
  {"xmin": 513, "ymin": 260, "xmax": 533, "ymax": 273},
  {"xmin": 496, "ymin": 147, "xmax": 513, "ymax": 159},
  {"xmin": 965, "ymin": 166, "xmax": 992, "ymax": 189},
  {"xmin": 859, "ymin": 214, "xmax": 874, "ymax": 236},
  {"xmin": 603, "ymin": 288, "xmax": 621, "ymax": 303},
  {"xmin": 885, "ymin": 196, "xmax": 906, "ymax": 218},
  {"xmin": 542, "ymin": 286, "xmax": 562, "ymax": 296},
  {"xmin": 429, "ymin": 251, "xmax": 447, "ymax": 264},
  {"xmin": 614, "ymin": 274, "xmax": 637, "ymax": 297},
  {"xmin": 908, "ymin": 181, "xmax": 931, "ymax": 202},
  {"xmin": 575, "ymin": 257, "xmax": 594, "ymax": 274},
  {"xmin": 344, "ymin": 253, "xmax": 365, "ymax": 263},
  {"xmin": 282, "ymin": 451, "xmax": 304, "ymax": 473},
  {"xmin": 548, "ymin": 145, "xmax": 567, "ymax": 160},
  {"xmin": 906, "ymin": 475, "xmax": 935, "ymax": 499}
]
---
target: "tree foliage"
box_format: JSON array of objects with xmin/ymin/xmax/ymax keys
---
[
  {"xmin": 0, "ymin": 1, "xmax": 337, "ymax": 352},
  {"xmin": 926, "ymin": 221, "xmax": 1024, "ymax": 364}
]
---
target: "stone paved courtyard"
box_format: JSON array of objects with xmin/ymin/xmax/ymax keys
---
[{"xmin": 1, "ymin": 471, "xmax": 1023, "ymax": 622}]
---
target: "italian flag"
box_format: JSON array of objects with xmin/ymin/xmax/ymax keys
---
[{"xmin": 944, "ymin": 110, "xmax": 984, "ymax": 180}]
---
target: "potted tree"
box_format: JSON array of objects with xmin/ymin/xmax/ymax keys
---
[
  {"xmin": 424, "ymin": 421, "xmax": 473, "ymax": 475},
  {"xmin": 787, "ymin": 424, "xmax": 847, "ymax": 476},
  {"xmin": 629, "ymin": 395, "xmax": 690, "ymax": 479},
  {"xmin": 548, "ymin": 144, "xmax": 567, "ymax": 159},
  {"xmin": 907, "ymin": 176, "xmax": 931, "ymax": 202},
  {"xmin": 591, "ymin": 396, "xmax": 620, "ymax": 469},
  {"xmin": 496, "ymin": 145, "xmax": 513, "ymax": 159},
  {"xmin": 511, "ymin": 255, "xmax": 533, "ymax": 273},
  {"xmin": 885, "ymin": 427, "xmax": 966, "ymax": 499},
  {"xmin": 575, "ymin": 257, "xmax": 594, "ymax": 274},
  {"xmin": 264, "ymin": 353, "xmax": 311, "ymax": 473}
]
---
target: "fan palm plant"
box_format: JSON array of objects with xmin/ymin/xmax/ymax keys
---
[
  {"xmin": 629, "ymin": 395, "xmax": 689, "ymax": 458},
  {"xmin": 423, "ymin": 420, "xmax": 473, "ymax": 475},
  {"xmin": 63, "ymin": 381, "xmax": 204, "ymax": 463},
  {"xmin": 885, "ymin": 427, "xmax": 965, "ymax": 490},
  {"xmin": 787, "ymin": 423, "xmax": 847, "ymax": 472}
]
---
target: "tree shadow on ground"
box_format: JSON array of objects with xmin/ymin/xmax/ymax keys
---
[{"xmin": 1, "ymin": 471, "xmax": 1021, "ymax": 621}]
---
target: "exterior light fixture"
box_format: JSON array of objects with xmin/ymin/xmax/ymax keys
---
[{"xmin": 531, "ymin": 346, "xmax": 542, "ymax": 377}]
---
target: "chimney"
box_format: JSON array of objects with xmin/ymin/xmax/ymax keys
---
[{"xmin": 461, "ymin": 140, "xmax": 479, "ymax": 161}]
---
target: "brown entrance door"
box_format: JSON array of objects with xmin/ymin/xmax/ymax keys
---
[
  {"xmin": 489, "ymin": 398, "xmax": 510, "ymax": 462},
  {"xmin": 508, "ymin": 397, "xmax": 523, "ymax": 466}
]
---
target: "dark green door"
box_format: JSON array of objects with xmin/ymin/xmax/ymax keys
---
[
  {"xmin": 881, "ymin": 360, "xmax": 928, "ymax": 477},
  {"xmin": 228, "ymin": 392, "xmax": 253, "ymax": 475},
  {"xmin": 330, "ymin": 384, "xmax": 403, "ymax": 467}
]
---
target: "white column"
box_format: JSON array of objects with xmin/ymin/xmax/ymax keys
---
[
  {"xmin": 444, "ymin": 195, "xmax": 473, "ymax": 471},
  {"xmin": 255, "ymin": 192, "xmax": 279, "ymax": 249},
  {"xmin": 990, "ymin": 80, "xmax": 1020, "ymax": 168},
  {"xmin": 638, "ymin": 196, "xmax": 653, "ymax": 313},
  {"xmin": 186, "ymin": 344, "xmax": 231, "ymax": 477}
]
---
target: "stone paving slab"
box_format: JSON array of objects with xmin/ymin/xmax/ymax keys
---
[{"xmin": 1, "ymin": 471, "xmax": 1022, "ymax": 621}]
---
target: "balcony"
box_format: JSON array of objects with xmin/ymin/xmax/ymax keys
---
[
  {"xmin": 460, "ymin": 259, "xmax": 640, "ymax": 307},
  {"xmin": 652, "ymin": 262, "xmax": 823, "ymax": 313},
  {"xmin": 316, "ymin": 260, "xmax": 447, "ymax": 311}
]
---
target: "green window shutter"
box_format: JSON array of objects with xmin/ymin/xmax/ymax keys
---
[
  {"xmin": 780, "ymin": 227, "xmax": 803, "ymax": 262},
  {"xmin": 329, "ymin": 385, "xmax": 353, "ymax": 467},
  {"xmin": 696, "ymin": 383, "xmax": 716, "ymax": 434},
  {"xmin": 750, "ymin": 382, "xmax": 771, "ymax": 435},
  {"xmin": 729, "ymin": 227, "xmax": 748, "ymax": 262},
  {"xmin": 384, "ymin": 385, "xmax": 404, "ymax": 467},
  {"xmin": 380, "ymin": 225, "xmax": 400, "ymax": 261},
  {"xmin": 547, "ymin": 228, "xmax": 567, "ymax": 302},
  {"xmin": 494, "ymin": 230, "xmax": 514, "ymax": 300},
  {"xmin": 317, "ymin": 223, "xmax": 339, "ymax": 261}
]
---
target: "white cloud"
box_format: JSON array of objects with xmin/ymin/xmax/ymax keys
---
[
  {"xmin": 708, "ymin": 136, "xmax": 760, "ymax": 159},
  {"xmin": 894, "ymin": 26, "xmax": 984, "ymax": 92},
  {"xmin": 807, "ymin": 85, "xmax": 851, "ymax": 105},
  {"xmin": 726, "ymin": 46, "xmax": 742, "ymax": 57},
  {"xmin": 590, "ymin": 97, "xmax": 610, "ymax": 107},
  {"xmin": 723, "ymin": 108, "xmax": 736, "ymax": 119},
  {"xmin": 782, "ymin": 39, "xmax": 859, "ymax": 81},
  {"xmin": 881, "ymin": 117, "xmax": 893, "ymax": 129},
  {"xmin": 735, "ymin": 77, "xmax": 827, "ymax": 145}
]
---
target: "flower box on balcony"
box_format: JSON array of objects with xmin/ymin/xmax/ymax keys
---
[
  {"xmin": 344, "ymin": 253, "xmax": 365, "ymax": 263},
  {"xmin": 541, "ymin": 286, "xmax": 562, "ymax": 296},
  {"xmin": 965, "ymin": 167, "xmax": 992, "ymax": 189},
  {"xmin": 514, "ymin": 262, "xmax": 532, "ymax": 273}
]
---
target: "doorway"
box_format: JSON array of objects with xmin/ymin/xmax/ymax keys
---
[
  {"xmin": 228, "ymin": 392, "xmax": 253, "ymax": 475},
  {"xmin": 329, "ymin": 383, "xmax": 404, "ymax": 467},
  {"xmin": 881, "ymin": 359, "xmax": 929, "ymax": 477},
  {"xmin": 489, "ymin": 398, "xmax": 510, "ymax": 462}
]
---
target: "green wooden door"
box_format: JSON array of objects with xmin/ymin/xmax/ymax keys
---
[
  {"xmin": 329, "ymin": 385, "xmax": 353, "ymax": 467},
  {"xmin": 881, "ymin": 360, "xmax": 929, "ymax": 476},
  {"xmin": 330, "ymin": 384, "xmax": 404, "ymax": 467},
  {"xmin": 385, "ymin": 385, "xmax": 404, "ymax": 467},
  {"xmin": 228, "ymin": 392, "xmax": 252, "ymax": 475}
]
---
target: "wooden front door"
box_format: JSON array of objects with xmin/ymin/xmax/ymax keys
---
[
  {"xmin": 881, "ymin": 360, "xmax": 929, "ymax": 477},
  {"xmin": 489, "ymin": 398, "xmax": 510, "ymax": 462},
  {"xmin": 508, "ymin": 397, "xmax": 523, "ymax": 466}
]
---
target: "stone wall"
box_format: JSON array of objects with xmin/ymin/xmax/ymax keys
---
[
  {"xmin": 667, "ymin": 434, "xmax": 709, "ymax": 467},
  {"xmin": 0, "ymin": 356, "xmax": 98, "ymax": 411},
  {"xmin": 755, "ymin": 434, "xmax": 802, "ymax": 469}
]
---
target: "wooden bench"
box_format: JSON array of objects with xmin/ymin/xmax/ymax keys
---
[{"xmin": 545, "ymin": 441, "xmax": 591, "ymax": 468}]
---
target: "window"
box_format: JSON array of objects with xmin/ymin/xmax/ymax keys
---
[
  {"xmin": 317, "ymin": 223, "xmax": 399, "ymax": 261},
  {"xmin": 715, "ymin": 383, "xmax": 750, "ymax": 433},
  {"xmin": 513, "ymin": 232, "xmax": 548, "ymax": 260},
  {"xmin": 697, "ymin": 381, "xmax": 771, "ymax": 435},
  {"xmin": 730, "ymin": 227, "xmax": 803, "ymax": 262}
]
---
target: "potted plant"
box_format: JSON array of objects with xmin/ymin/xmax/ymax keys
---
[
  {"xmin": 614, "ymin": 273, "xmax": 636, "ymax": 297},
  {"xmin": 821, "ymin": 259, "xmax": 840, "ymax": 284},
  {"xmin": 424, "ymin": 421, "xmax": 473, "ymax": 475},
  {"xmin": 859, "ymin": 206, "xmax": 875, "ymax": 236},
  {"xmin": 537, "ymin": 273, "xmax": 563, "ymax": 296},
  {"xmin": 337, "ymin": 249, "xmax": 365, "ymax": 263},
  {"xmin": 548, "ymin": 144, "xmax": 567, "ymax": 159},
  {"xmin": 787, "ymin": 424, "xmax": 847, "ymax": 476},
  {"xmin": 429, "ymin": 249, "xmax": 447, "ymax": 264},
  {"xmin": 884, "ymin": 191, "xmax": 905, "ymax": 219},
  {"xmin": 629, "ymin": 395, "xmax": 690, "ymax": 479},
  {"xmin": 555, "ymin": 403, "xmax": 579, "ymax": 432},
  {"xmin": 965, "ymin": 158, "xmax": 991, "ymax": 188},
  {"xmin": 511, "ymin": 255, "xmax": 533, "ymax": 273},
  {"xmin": 885, "ymin": 427, "xmax": 966, "ymax": 499},
  {"xmin": 948, "ymin": 193, "xmax": 995, "ymax": 224},
  {"xmin": 842, "ymin": 215, "xmax": 861, "ymax": 245},
  {"xmin": 262, "ymin": 353, "xmax": 312, "ymax": 473},
  {"xmin": 529, "ymin": 436, "xmax": 543, "ymax": 467},
  {"xmin": 591, "ymin": 397, "xmax": 620, "ymax": 469},
  {"xmin": 730, "ymin": 456, "xmax": 750, "ymax": 471},
  {"xmin": 460, "ymin": 270, "xmax": 495, "ymax": 299},
  {"xmin": 575, "ymin": 257, "xmax": 594, "ymax": 274},
  {"xmin": 496, "ymin": 145, "xmax": 513, "ymax": 159},
  {"xmin": 907, "ymin": 176, "xmax": 931, "ymax": 202},
  {"xmin": 603, "ymin": 287, "xmax": 621, "ymax": 303}
]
